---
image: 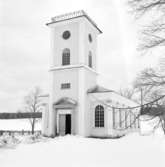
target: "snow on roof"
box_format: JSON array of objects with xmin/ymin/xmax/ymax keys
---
[
  {"xmin": 88, "ymin": 85, "xmax": 138, "ymax": 108},
  {"xmin": 46, "ymin": 10, "xmax": 102, "ymax": 33},
  {"xmin": 54, "ymin": 97, "xmax": 77, "ymax": 106},
  {"xmin": 87, "ymin": 85, "xmax": 114, "ymax": 93}
]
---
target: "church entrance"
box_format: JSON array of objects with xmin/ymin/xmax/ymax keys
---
[
  {"xmin": 57, "ymin": 109, "xmax": 72, "ymax": 136},
  {"xmin": 65, "ymin": 114, "xmax": 71, "ymax": 134}
]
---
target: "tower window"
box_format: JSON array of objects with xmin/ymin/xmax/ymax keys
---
[
  {"xmin": 88, "ymin": 34, "xmax": 92, "ymax": 42},
  {"xmin": 88, "ymin": 51, "xmax": 92, "ymax": 68},
  {"xmin": 95, "ymin": 105, "xmax": 104, "ymax": 127},
  {"xmin": 62, "ymin": 31, "xmax": 71, "ymax": 40},
  {"xmin": 62, "ymin": 48, "xmax": 70, "ymax": 65},
  {"xmin": 61, "ymin": 83, "xmax": 71, "ymax": 89}
]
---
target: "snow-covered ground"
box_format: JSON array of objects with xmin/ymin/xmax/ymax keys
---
[
  {"xmin": 0, "ymin": 133, "xmax": 164, "ymax": 167},
  {"xmin": 0, "ymin": 119, "xmax": 41, "ymax": 131}
]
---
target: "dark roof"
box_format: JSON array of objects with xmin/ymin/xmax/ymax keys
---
[
  {"xmin": 46, "ymin": 10, "xmax": 102, "ymax": 34},
  {"xmin": 0, "ymin": 112, "xmax": 42, "ymax": 119},
  {"xmin": 87, "ymin": 85, "xmax": 114, "ymax": 93}
]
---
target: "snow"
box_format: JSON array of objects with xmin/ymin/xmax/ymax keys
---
[
  {"xmin": 0, "ymin": 133, "xmax": 164, "ymax": 167},
  {"xmin": 0, "ymin": 119, "xmax": 41, "ymax": 131}
]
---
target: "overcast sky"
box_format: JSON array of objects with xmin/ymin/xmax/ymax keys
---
[{"xmin": 0, "ymin": 0, "xmax": 160, "ymax": 112}]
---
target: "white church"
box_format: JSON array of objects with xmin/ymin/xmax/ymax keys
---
[{"xmin": 41, "ymin": 10, "xmax": 139, "ymax": 138}]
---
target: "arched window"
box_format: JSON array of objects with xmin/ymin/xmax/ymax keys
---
[
  {"xmin": 62, "ymin": 48, "xmax": 70, "ymax": 65},
  {"xmin": 88, "ymin": 51, "xmax": 92, "ymax": 68},
  {"xmin": 95, "ymin": 105, "xmax": 104, "ymax": 127}
]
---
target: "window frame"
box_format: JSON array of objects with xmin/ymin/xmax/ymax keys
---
[
  {"xmin": 88, "ymin": 51, "xmax": 92, "ymax": 68},
  {"xmin": 62, "ymin": 30, "xmax": 71, "ymax": 40},
  {"xmin": 95, "ymin": 105, "xmax": 104, "ymax": 128},
  {"xmin": 62, "ymin": 48, "xmax": 70, "ymax": 65},
  {"xmin": 61, "ymin": 83, "xmax": 71, "ymax": 89},
  {"xmin": 88, "ymin": 34, "xmax": 92, "ymax": 43}
]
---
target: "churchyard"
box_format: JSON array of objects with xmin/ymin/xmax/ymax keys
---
[{"xmin": 0, "ymin": 132, "xmax": 164, "ymax": 167}]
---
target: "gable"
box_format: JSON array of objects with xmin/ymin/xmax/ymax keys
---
[{"xmin": 54, "ymin": 97, "xmax": 77, "ymax": 106}]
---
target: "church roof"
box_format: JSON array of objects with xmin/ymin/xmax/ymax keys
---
[
  {"xmin": 54, "ymin": 97, "xmax": 77, "ymax": 106},
  {"xmin": 87, "ymin": 85, "xmax": 114, "ymax": 93},
  {"xmin": 46, "ymin": 10, "xmax": 102, "ymax": 34}
]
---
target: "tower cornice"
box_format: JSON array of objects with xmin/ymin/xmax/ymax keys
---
[
  {"xmin": 46, "ymin": 10, "xmax": 102, "ymax": 34},
  {"xmin": 49, "ymin": 64, "xmax": 98, "ymax": 75}
]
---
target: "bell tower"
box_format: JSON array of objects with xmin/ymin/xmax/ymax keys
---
[{"xmin": 46, "ymin": 10, "xmax": 102, "ymax": 137}]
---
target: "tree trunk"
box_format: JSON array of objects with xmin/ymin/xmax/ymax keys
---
[
  {"xmin": 162, "ymin": 113, "xmax": 165, "ymax": 135},
  {"xmin": 160, "ymin": 117, "xmax": 165, "ymax": 135},
  {"xmin": 31, "ymin": 118, "xmax": 35, "ymax": 135},
  {"xmin": 162, "ymin": 120, "xmax": 165, "ymax": 135}
]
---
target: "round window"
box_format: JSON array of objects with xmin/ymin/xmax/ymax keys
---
[
  {"xmin": 62, "ymin": 31, "xmax": 71, "ymax": 40},
  {"xmin": 88, "ymin": 34, "xmax": 92, "ymax": 42}
]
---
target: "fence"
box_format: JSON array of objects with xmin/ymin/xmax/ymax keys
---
[
  {"xmin": 0, "ymin": 112, "xmax": 42, "ymax": 136},
  {"xmin": 0, "ymin": 130, "xmax": 41, "ymax": 136}
]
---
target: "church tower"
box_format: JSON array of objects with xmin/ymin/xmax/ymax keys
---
[{"xmin": 45, "ymin": 10, "xmax": 102, "ymax": 137}]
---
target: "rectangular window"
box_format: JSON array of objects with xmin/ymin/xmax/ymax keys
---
[
  {"xmin": 61, "ymin": 83, "xmax": 70, "ymax": 89},
  {"xmin": 62, "ymin": 49, "xmax": 70, "ymax": 66},
  {"xmin": 130, "ymin": 112, "xmax": 132, "ymax": 128},
  {"xmin": 125, "ymin": 111, "xmax": 127, "ymax": 128},
  {"xmin": 119, "ymin": 109, "xmax": 122, "ymax": 128},
  {"xmin": 62, "ymin": 54, "xmax": 70, "ymax": 65},
  {"xmin": 113, "ymin": 108, "xmax": 115, "ymax": 129}
]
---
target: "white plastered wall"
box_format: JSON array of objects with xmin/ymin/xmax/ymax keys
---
[
  {"xmin": 88, "ymin": 91, "xmax": 140, "ymax": 137},
  {"xmin": 46, "ymin": 16, "xmax": 100, "ymax": 137}
]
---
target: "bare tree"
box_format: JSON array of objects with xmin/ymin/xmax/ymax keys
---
[
  {"xmin": 134, "ymin": 68, "xmax": 165, "ymax": 133},
  {"xmin": 129, "ymin": 0, "xmax": 165, "ymax": 50},
  {"xmin": 128, "ymin": 0, "xmax": 165, "ymax": 133},
  {"xmin": 141, "ymin": 104, "xmax": 165, "ymax": 134},
  {"xmin": 24, "ymin": 87, "xmax": 42, "ymax": 134},
  {"xmin": 129, "ymin": 0, "xmax": 165, "ymax": 15},
  {"xmin": 119, "ymin": 87, "xmax": 136, "ymax": 100},
  {"xmin": 133, "ymin": 67, "xmax": 165, "ymax": 103},
  {"xmin": 134, "ymin": 68, "xmax": 165, "ymax": 89},
  {"xmin": 128, "ymin": 0, "xmax": 165, "ymax": 91}
]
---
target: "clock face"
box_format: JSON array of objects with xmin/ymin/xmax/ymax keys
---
[
  {"xmin": 88, "ymin": 34, "xmax": 92, "ymax": 42},
  {"xmin": 62, "ymin": 31, "xmax": 71, "ymax": 39}
]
